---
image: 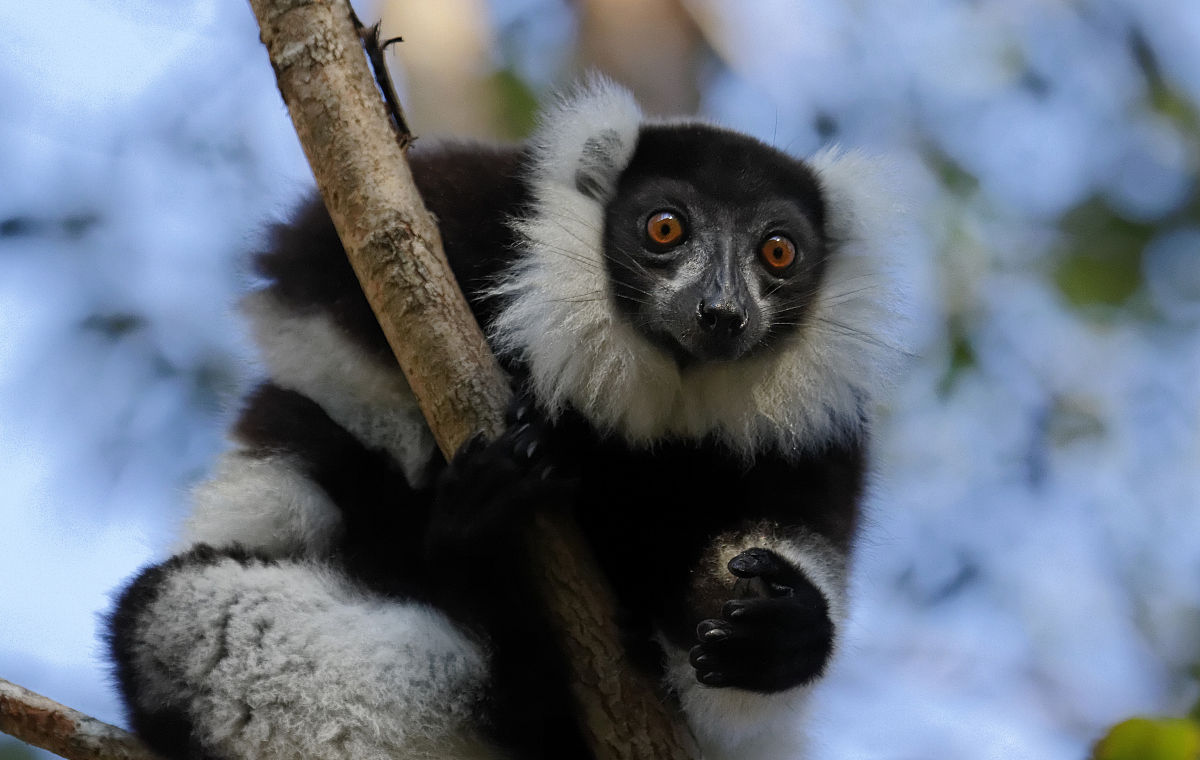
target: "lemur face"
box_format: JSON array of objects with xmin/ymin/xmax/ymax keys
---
[{"xmin": 603, "ymin": 125, "xmax": 830, "ymax": 366}]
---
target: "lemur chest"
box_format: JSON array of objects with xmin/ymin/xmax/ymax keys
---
[
  {"xmin": 569, "ymin": 440, "xmax": 781, "ymax": 574},
  {"xmin": 565, "ymin": 431, "xmax": 863, "ymax": 584}
]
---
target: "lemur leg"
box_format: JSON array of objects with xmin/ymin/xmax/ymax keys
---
[
  {"xmin": 107, "ymin": 379, "xmax": 494, "ymax": 759},
  {"xmin": 107, "ymin": 545, "xmax": 497, "ymax": 760}
]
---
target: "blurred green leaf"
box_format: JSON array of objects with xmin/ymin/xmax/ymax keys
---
[
  {"xmin": 489, "ymin": 68, "xmax": 539, "ymax": 139},
  {"xmin": 924, "ymin": 147, "xmax": 980, "ymax": 198},
  {"xmin": 937, "ymin": 317, "xmax": 977, "ymax": 397},
  {"xmin": 1151, "ymin": 86, "xmax": 1200, "ymax": 136},
  {"xmin": 1053, "ymin": 198, "xmax": 1152, "ymax": 309},
  {"xmin": 1093, "ymin": 717, "xmax": 1200, "ymax": 760},
  {"xmin": 1189, "ymin": 664, "xmax": 1200, "ymax": 723},
  {"xmin": 1132, "ymin": 29, "xmax": 1200, "ymax": 138}
]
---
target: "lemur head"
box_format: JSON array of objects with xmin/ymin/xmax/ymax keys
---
[
  {"xmin": 600, "ymin": 124, "xmax": 828, "ymax": 366},
  {"xmin": 492, "ymin": 78, "xmax": 903, "ymax": 456}
]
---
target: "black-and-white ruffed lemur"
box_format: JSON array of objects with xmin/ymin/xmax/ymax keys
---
[{"xmin": 106, "ymin": 79, "xmax": 901, "ymax": 760}]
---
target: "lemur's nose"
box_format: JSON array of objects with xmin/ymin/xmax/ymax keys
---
[{"xmin": 697, "ymin": 299, "xmax": 748, "ymax": 336}]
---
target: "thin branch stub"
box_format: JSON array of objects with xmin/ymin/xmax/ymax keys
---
[{"xmin": 350, "ymin": 9, "xmax": 414, "ymax": 151}]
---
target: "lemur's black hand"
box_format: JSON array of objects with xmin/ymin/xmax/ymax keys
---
[
  {"xmin": 689, "ymin": 547, "xmax": 834, "ymax": 692},
  {"xmin": 424, "ymin": 393, "xmax": 571, "ymax": 571}
]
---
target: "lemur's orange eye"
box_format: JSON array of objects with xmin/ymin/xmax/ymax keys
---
[
  {"xmin": 645, "ymin": 211, "xmax": 685, "ymax": 248},
  {"xmin": 760, "ymin": 235, "xmax": 796, "ymax": 270}
]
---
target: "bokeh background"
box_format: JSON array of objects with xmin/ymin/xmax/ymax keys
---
[{"xmin": 2, "ymin": 0, "xmax": 1198, "ymax": 758}]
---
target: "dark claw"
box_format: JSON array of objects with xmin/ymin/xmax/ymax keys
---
[
  {"xmin": 523, "ymin": 439, "xmax": 539, "ymax": 459},
  {"xmin": 697, "ymin": 670, "xmax": 727, "ymax": 687},
  {"xmin": 722, "ymin": 600, "xmax": 748, "ymax": 619},
  {"xmin": 697, "ymin": 620, "xmax": 730, "ymax": 641},
  {"xmin": 456, "ymin": 432, "xmax": 488, "ymax": 459},
  {"xmin": 506, "ymin": 392, "xmax": 537, "ymax": 426}
]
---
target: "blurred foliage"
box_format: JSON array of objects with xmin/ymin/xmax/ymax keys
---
[
  {"xmin": 1151, "ymin": 84, "xmax": 1200, "ymax": 138},
  {"xmin": 1052, "ymin": 190, "xmax": 1199, "ymax": 318},
  {"xmin": 926, "ymin": 147, "xmax": 981, "ymax": 199},
  {"xmin": 489, "ymin": 68, "xmax": 540, "ymax": 139},
  {"xmin": 1093, "ymin": 717, "xmax": 1200, "ymax": 760},
  {"xmin": 1052, "ymin": 198, "xmax": 1150, "ymax": 311},
  {"xmin": 1135, "ymin": 31, "xmax": 1200, "ymax": 139},
  {"xmin": 937, "ymin": 317, "xmax": 978, "ymax": 398}
]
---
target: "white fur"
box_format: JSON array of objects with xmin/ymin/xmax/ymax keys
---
[
  {"xmin": 660, "ymin": 525, "xmax": 847, "ymax": 759},
  {"xmin": 242, "ymin": 291, "xmax": 438, "ymax": 485},
  {"xmin": 127, "ymin": 556, "xmax": 498, "ymax": 760},
  {"xmin": 491, "ymin": 81, "xmax": 904, "ymax": 458},
  {"xmin": 525, "ymin": 74, "xmax": 642, "ymax": 194},
  {"xmin": 662, "ymin": 642, "xmax": 814, "ymax": 760},
  {"xmin": 178, "ymin": 452, "xmax": 342, "ymax": 557}
]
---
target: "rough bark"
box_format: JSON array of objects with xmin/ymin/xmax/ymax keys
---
[
  {"xmin": 249, "ymin": 0, "xmax": 507, "ymax": 456},
  {"xmin": 0, "ymin": 679, "xmax": 160, "ymax": 760},
  {"xmin": 247, "ymin": 1, "xmax": 695, "ymax": 759}
]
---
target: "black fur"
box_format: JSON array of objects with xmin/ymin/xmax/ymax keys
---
[
  {"xmin": 255, "ymin": 195, "xmax": 392, "ymax": 361},
  {"xmin": 233, "ymin": 382, "xmax": 439, "ymax": 596},
  {"xmin": 255, "ymin": 143, "xmax": 528, "ymax": 359},
  {"xmin": 422, "ymin": 399, "xmax": 589, "ymax": 758},
  {"xmin": 546, "ymin": 409, "xmax": 862, "ymax": 671}
]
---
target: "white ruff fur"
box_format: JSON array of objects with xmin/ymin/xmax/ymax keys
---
[
  {"xmin": 242, "ymin": 291, "xmax": 438, "ymax": 484},
  {"xmin": 128, "ymin": 556, "xmax": 497, "ymax": 760},
  {"xmin": 491, "ymin": 80, "xmax": 903, "ymax": 457}
]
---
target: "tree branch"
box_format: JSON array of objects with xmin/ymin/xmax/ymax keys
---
[
  {"xmin": 0, "ymin": 679, "xmax": 160, "ymax": 760},
  {"xmin": 246, "ymin": 0, "xmax": 694, "ymax": 758}
]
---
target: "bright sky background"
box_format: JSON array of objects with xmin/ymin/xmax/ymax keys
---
[{"xmin": 1, "ymin": 1, "xmax": 1197, "ymax": 758}]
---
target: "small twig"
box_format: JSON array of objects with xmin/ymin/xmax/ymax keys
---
[
  {"xmin": 0, "ymin": 678, "xmax": 161, "ymax": 760},
  {"xmin": 350, "ymin": 9, "xmax": 414, "ymax": 151}
]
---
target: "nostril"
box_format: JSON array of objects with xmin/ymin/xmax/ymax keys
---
[{"xmin": 697, "ymin": 300, "xmax": 748, "ymax": 335}]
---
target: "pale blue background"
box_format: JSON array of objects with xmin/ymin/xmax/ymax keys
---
[{"xmin": 1, "ymin": 1, "xmax": 1198, "ymax": 757}]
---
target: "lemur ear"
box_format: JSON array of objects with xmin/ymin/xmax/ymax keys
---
[
  {"xmin": 575, "ymin": 129, "xmax": 628, "ymax": 201},
  {"xmin": 528, "ymin": 75, "xmax": 642, "ymax": 203}
]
